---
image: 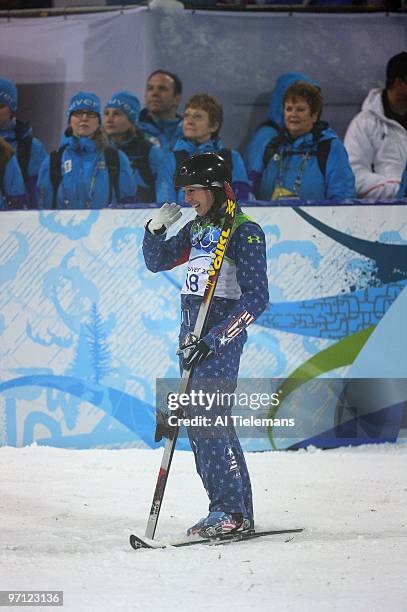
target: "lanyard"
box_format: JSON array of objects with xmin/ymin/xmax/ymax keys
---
[
  {"xmin": 62, "ymin": 152, "xmax": 104, "ymax": 209},
  {"xmin": 84, "ymin": 156, "xmax": 102, "ymax": 208},
  {"xmin": 274, "ymin": 147, "xmax": 311, "ymax": 196}
]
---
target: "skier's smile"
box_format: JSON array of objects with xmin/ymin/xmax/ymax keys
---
[{"xmin": 183, "ymin": 186, "xmax": 215, "ymax": 217}]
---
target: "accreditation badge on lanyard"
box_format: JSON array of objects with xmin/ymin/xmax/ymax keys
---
[
  {"xmin": 271, "ymin": 185, "xmax": 298, "ymax": 201},
  {"xmin": 63, "ymin": 159, "xmax": 72, "ymax": 174}
]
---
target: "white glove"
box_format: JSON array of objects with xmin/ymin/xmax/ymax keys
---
[{"xmin": 148, "ymin": 202, "xmax": 182, "ymax": 234}]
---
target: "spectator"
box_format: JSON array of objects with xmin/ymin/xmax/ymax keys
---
[
  {"xmin": 37, "ymin": 92, "xmax": 136, "ymax": 209},
  {"xmin": 0, "ymin": 76, "xmax": 47, "ymax": 207},
  {"xmin": 163, "ymin": 93, "xmax": 250, "ymax": 203},
  {"xmin": 249, "ymin": 80, "xmax": 355, "ymax": 201},
  {"xmin": 0, "ymin": 136, "xmax": 26, "ymax": 209},
  {"xmin": 103, "ymin": 91, "xmax": 172, "ymax": 203},
  {"xmin": 344, "ymin": 51, "xmax": 407, "ymax": 199},
  {"xmin": 244, "ymin": 72, "xmax": 319, "ymax": 196},
  {"xmin": 138, "ymin": 70, "xmax": 183, "ymax": 151}
]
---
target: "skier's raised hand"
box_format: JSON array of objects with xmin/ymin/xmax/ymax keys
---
[{"xmin": 148, "ymin": 202, "xmax": 182, "ymax": 235}]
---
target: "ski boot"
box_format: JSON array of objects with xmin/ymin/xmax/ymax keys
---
[{"xmin": 187, "ymin": 511, "xmax": 247, "ymax": 538}]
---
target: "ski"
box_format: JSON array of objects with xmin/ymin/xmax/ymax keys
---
[
  {"xmin": 129, "ymin": 528, "xmax": 304, "ymax": 550},
  {"xmin": 143, "ymin": 182, "xmax": 238, "ymax": 542}
]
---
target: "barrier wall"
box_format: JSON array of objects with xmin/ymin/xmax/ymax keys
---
[{"xmin": 1, "ymin": 204, "xmax": 406, "ymax": 451}]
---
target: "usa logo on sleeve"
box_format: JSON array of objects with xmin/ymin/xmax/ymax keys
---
[{"xmin": 218, "ymin": 310, "xmax": 255, "ymax": 346}]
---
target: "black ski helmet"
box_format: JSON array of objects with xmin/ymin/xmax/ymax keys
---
[
  {"xmin": 174, "ymin": 152, "xmax": 231, "ymax": 190},
  {"xmin": 174, "ymin": 152, "xmax": 232, "ymax": 221}
]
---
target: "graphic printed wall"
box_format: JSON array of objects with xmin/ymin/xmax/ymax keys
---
[{"xmin": 0, "ymin": 205, "xmax": 406, "ymax": 451}]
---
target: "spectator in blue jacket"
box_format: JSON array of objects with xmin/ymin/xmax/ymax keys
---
[
  {"xmin": 247, "ymin": 80, "xmax": 355, "ymax": 201},
  {"xmin": 0, "ymin": 76, "xmax": 47, "ymax": 207},
  {"xmin": 103, "ymin": 90, "xmax": 172, "ymax": 203},
  {"xmin": 163, "ymin": 93, "xmax": 250, "ymax": 204},
  {"xmin": 37, "ymin": 92, "xmax": 136, "ymax": 209},
  {"xmin": 138, "ymin": 70, "xmax": 183, "ymax": 151},
  {"xmin": 0, "ymin": 136, "xmax": 26, "ymax": 209},
  {"xmin": 244, "ymin": 72, "xmax": 318, "ymax": 195}
]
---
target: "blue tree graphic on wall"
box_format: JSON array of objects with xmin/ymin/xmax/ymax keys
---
[
  {"xmin": 68, "ymin": 325, "xmax": 92, "ymax": 381},
  {"xmin": 61, "ymin": 304, "xmax": 113, "ymax": 429},
  {"xmin": 83, "ymin": 303, "xmax": 113, "ymax": 384}
]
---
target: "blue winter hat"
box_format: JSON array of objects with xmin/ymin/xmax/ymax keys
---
[
  {"xmin": 0, "ymin": 77, "xmax": 17, "ymax": 113},
  {"xmin": 67, "ymin": 91, "xmax": 101, "ymax": 120},
  {"xmin": 105, "ymin": 91, "xmax": 141, "ymax": 125}
]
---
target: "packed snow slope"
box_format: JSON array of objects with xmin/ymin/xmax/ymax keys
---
[{"xmin": 1, "ymin": 444, "xmax": 406, "ymax": 611}]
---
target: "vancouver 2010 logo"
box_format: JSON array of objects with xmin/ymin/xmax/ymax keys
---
[{"xmin": 191, "ymin": 224, "xmax": 221, "ymax": 253}]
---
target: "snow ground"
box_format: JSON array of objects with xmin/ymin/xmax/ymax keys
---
[{"xmin": 1, "ymin": 444, "xmax": 406, "ymax": 612}]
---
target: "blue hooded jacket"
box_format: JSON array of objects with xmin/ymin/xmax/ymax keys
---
[
  {"xmin": 37, "ymin": 132, "xmax": 136, "ymax": 209},
  {"xmin": 244, "ymin": 72, "xmax": 355, "ymax": 201},
  {"xmin": 161, "ymin": 137, "xmax": 251, "ymax": 204},
  {"xmin": 259, "ymin": 123, "xmax": 355, "ymax": 201},
  {"xmin": 0, "ymin": 150, "xmax": 26, "ymax": 209},
  {"xmin": 111, "ymin": 132, "xmax": 173, "ymax": 204},
  {"xmin": 0, "ymin": 119, "xmax": 47, "ymax": 208},
  {"xmin": 244, "ymin": 72, "xmax": 319, "ymax": 195},
  {"xmin": 138, "ymin": 108, "xmax": 183, "ymax": 152}
]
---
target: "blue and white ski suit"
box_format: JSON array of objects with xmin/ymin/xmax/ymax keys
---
[{"xmin": 143, "ymin": 207, "xmax": 269, "ymax": 524}]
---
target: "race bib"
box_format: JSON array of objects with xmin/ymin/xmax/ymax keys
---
[{"xmin": 181, "ymin": 223, "xmax": 241, "ymax": 300}]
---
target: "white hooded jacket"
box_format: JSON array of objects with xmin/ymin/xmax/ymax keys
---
[{"xmin": 344, "ymin": 88, "xmax": 407, "ymax": 199}]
